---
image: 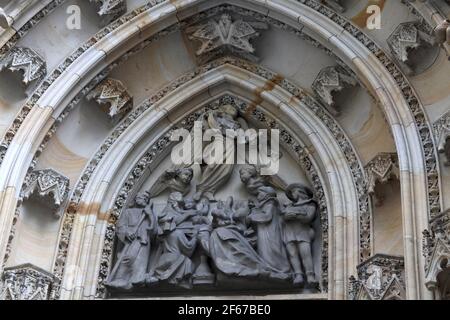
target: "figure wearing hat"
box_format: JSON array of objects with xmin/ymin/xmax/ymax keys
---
[{"xmin": 281, "ymin": 183, "xmax": 318, "ymax": 287}]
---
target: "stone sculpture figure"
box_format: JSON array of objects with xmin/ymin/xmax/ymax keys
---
[
  {"xmin": 239, "ymin": 164, "xmax": 287, "ymax": 196},
  {"xmin": 195, "ymin": 105, "xmax": 248, "ymax": 200},
  {"xmin": 106, "ymin": 192, "xmax": 156, "ymax": 290},
  {"xmin": 209, "ymin": 197, "xmax": 272, "ymax": 278},
  {"xmin": 148, "ymin": 192, "xmax": 199, "ymax": 289},
  {"xmin": 147, "ymin": 167, "xmax": 193, "ymax": 198},
  {"xmin": 248, "ymin": 186, "xmax": 291, "ymax": 279},
  {"xmin": 281, "ymin": 184, "xmax": 318, "ymax": 287}
]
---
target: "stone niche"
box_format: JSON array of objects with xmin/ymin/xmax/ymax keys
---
[{"xmin": 104, "ymin": 104, "xmax": 324, "ymax": 298}]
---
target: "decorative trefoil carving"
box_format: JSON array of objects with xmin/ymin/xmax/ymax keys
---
[
  {"xmin": 0, "ymin": 264, "xmax": 54, "ymax": 300},
  {"xmin": 311, "ymin": 65, "xmax": 357, "ymax": 116},
  {"xmin": 349, "ymin": 254, "xmax": 405, "ymax": 300},
  {"xmin": 0, "ymin": 47, "xmax": 47, "ymax": 86},
  {"xmin": 87, "ymin": 78, "xmax": 133, "ymax": 122},
  {"xmin": 433, "ymin": 111, "xmax": 450, "ymax": 166},
  {"xmin": 90, "ymin": 0, "xmax": 127, "ymax": 25},
  {"xmin": 22, "ymin": 169, "xmax": 70, "ymax": 218},
  {"xmin": 387, "ymin": 21, "xmax": 436, "ymax": 75},
  {"xmin": 365, "ymin": 153, "xmax": 399, "ymax": 206},
  {"xmin": 186, "ymin": 13, "xmax": 268, "ymax": 62}
]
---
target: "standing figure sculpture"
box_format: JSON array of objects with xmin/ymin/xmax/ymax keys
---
[
  {"xmin": 281, "ymin": 184, "xmax": 318, "ymax": 287},
  {"xmin": 106, "ymin": 192, "xmax": 156, "ymax": 290},
  {"xmin": 248, "ymin": 186, "xmax": 291, "ymax": 279},
  {"xmin": 195, "ymin": 105, "xmax": 248, "ymax": 200}
]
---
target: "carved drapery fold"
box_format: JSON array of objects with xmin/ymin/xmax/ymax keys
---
[
  {"xmin": 349, "ymin": 254, "xmax": 405, "ymax": 300},
  {"xmin": 0, "ymin": 264, "xmax": 54, "ymax": 300},
  {"xmin": 365, "ymin": 153, "xmax": 399, "ymax": 206},
  {"xmin": 0, "ymin": 47, "xmax": 46, "ymax": 87},
  {"xmin": 423, "ymin": 209, "xmax": 450, "ymax": 299},
  {"xmin": 387, "ymin": 21, "xmax": 436, "ymax": 75},
  {"xmin": 86, "ymin": 78, "xmax": 133, "ymax": 122},
  {"xmin": 22, "ymin": 169, "xmax": 70, "ymax": 218},
  {"xmin": 311, "ymin": 65, "xmax": 357, "ymax": 116},
  {"xmin": 186, "ymin": 13, "xmax": 268, "ymax": 62},
  {"xmin": 90, "ymin": 0, "xmax": 127, "ymax": 25}
]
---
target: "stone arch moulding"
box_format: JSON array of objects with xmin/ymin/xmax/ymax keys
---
[
  {"xmin": 54, "ymin": 62, "xmax": 363, "ymax": 300},
  {"xmin": 0, "ymin": 0, "xmax": 441, "ymax": 300}
]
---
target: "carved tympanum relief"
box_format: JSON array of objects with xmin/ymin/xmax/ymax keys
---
[{"xmin": 105, "ymin": 105, "xmax": 321, "ymax": 296}]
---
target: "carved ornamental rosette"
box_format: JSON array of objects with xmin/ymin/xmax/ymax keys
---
[
  {"xmin": 349, "ymin": 254, "xmax": 406, "ymax": 300},
  {"xmin": 0, "ymin": 264, "xmax": 54, "ymax": 300}
]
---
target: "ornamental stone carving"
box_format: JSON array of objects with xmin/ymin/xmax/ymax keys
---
[
  {"xmin": 423, "ymin": 209, "xmax": 450, "ymax": 299},
  {"xmin": 0, "ymin": 47, "xmax": 47, "ymax": 88},
  {"xmin": 22, "ymin": 169, "xmax": 70, "ymax": 218},
  {"xmin": 365, "ymin": 153, "xmax": 399, "ymax": 206},
  {"xmin": 186, "ymin": 13, "xmax": 268, "ymax": 62},
  {"xmin": 311, "ymin": 66, "xmax": 357, "ymax": 116},
  {"xmin": 0, "ymin": 264, "xmax": 54, "ymax": 300},
  {"xmin": 90, "ymin": 0, "xmax": 127, "ymax": 25},
  {"xmin": 349, "ymin": 254, "xmax": 405, "ymax": 300},
  {"xmin": 387, "ymin": 21, "xmax": 436, "ymax": 75},
  {"xmin": 0, "ymin": 7, "xmax": 12, "ymax": 29},
  {"xmin": 433, "ymin": 111, "xmax": 450, "ymax": 166},
  {"xmin": 86, "ymin": 78, "xmax": 133, "ymax": 123}
]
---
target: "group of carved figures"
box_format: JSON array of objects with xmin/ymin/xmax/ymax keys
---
[{"xmin": 106, "ymin": 165, "xmax": 319, "ymax": 292}]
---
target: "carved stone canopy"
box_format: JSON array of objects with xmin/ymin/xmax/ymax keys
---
[
  {"xmin": 311, "ymin": 65, "xmax": 357, "ymax": 116},
  {"xmin": 349, "ymin": 254, "xmax": 405, "ymax": 300},
  {"xmin": 365, "ymin": 153, "xmax": 400, "ymax": 206},
  {"xmin": 423, "ymin": 209, "xmax": 450, "ymax": 299},
  {"xmin": 387, "ymin": 21, "xmax": 436, "ymax": 75},
  {"xmin": 0, "ymin": 264, "xmax": 54, "ymax": 300},
  {"xmin": 90, "ymin": 0, "xmax": 127, "ymax": 25},
  {"xmin": 0, "ymin": 47, "xmax": 47, "ymax": 87},
  {"xmin": 22, "ymin": 169, "xmax": 70, "ymax": 218},
  {"xmin": 186, "ymin": 13, "xmax": 268, "ymax": 62},
  {"xmin": 86, "ymin": 78, "xmax": 133, "ymax": 122},
  {"xmin": 433, "ymin": 111, "xmax": 450, "ymax": 167}
]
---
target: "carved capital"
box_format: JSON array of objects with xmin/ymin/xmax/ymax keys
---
[
  {"xmin": 0, "ymin": 264, "xmax": 54, "ymax": 300},
  {"xmin": 365, "ymin": 153, "xmax": 399, "ymax": 206},
  {"xmin": 433, "ymin": 111, "xmax": 450, "ymax": 166},
  {"xmin": 0, "ymin": 47, "xmax": 46, "ymax": 86},
  {"xmin": 186, "ymin": 13, "xmax": 268, "ymax": 62},
  {"xmin": 387, "ymin": 21, "xmax": 435, "ymax": 75},
  {"xmin": 22, "ymin": 169, "xmax": 70, "ymax": 218},
  {"xmin": 311, "ymin": 65, "xmax": 357, "ymax": 116},
  {"xmin": 90, "ymin": 0, "xmax": 127, "ymax": 25},
  {"xmin": 349, "ymin": 254, "xmax": 405, "ymax": 300},
  {"xmin": 87, "ymin": 78, "xmax": 133, "ymax": 122}
]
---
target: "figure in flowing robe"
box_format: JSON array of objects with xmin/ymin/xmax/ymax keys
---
[
  {"xmin": 147, "ymin": 192, "xmax": 199, "ymax": 289},
  {"xmin": 248, "ymin": 187, "xmax": 291, "ymax": 279},
  {"xmin": 105, "ymin": 192, "xmax": 157, "ymax": 290},
  {"xmin": 209, "ymin": 197, "xmax": 271, "ymax": 278}
]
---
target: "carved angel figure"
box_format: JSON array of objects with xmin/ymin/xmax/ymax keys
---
[
  {"xmin": 239, "ymin": 164, "xmax": 287, "ymax": 196},
  {"xmin": 147, "ymin": 167, "xmax": 193, "ymax": 199},
  {"xmin": 187, "ymin": 13, "xmax": 268, "ymax": 57}
]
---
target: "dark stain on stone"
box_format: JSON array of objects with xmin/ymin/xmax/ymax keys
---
[{"xmin": 245, "ymin": 74, "xmax": 284, "ymax": 118}]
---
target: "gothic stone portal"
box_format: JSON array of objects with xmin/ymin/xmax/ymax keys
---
[{"xmin": 105, "ymin": 106, "xmax": 322, "ymax": 297}]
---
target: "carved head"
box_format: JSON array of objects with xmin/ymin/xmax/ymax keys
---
[
  {"xmin": 239, "ymin": 165, "xmax": 257, "ymax": 183},
  {"xmin": 286, "ymin": 183, "xmax": 313, "ymax": 202},
  {"xmin": 219, "ymin": 104, "xmax": 239, "ymax": 119},
  {"xmin": 135, "ymin": 192, "xmax": 150, "ymax": 207},
  {"xmin": 183, "ymin": 198, "xmax": 197, "ymax": 210},
  {"xmin": 177, "ymin": 168, "xmax": 193, "ymax": 184},
  {"xmin": 168, "ymin": 192, "xmax": 184, "ymax": 206}
]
